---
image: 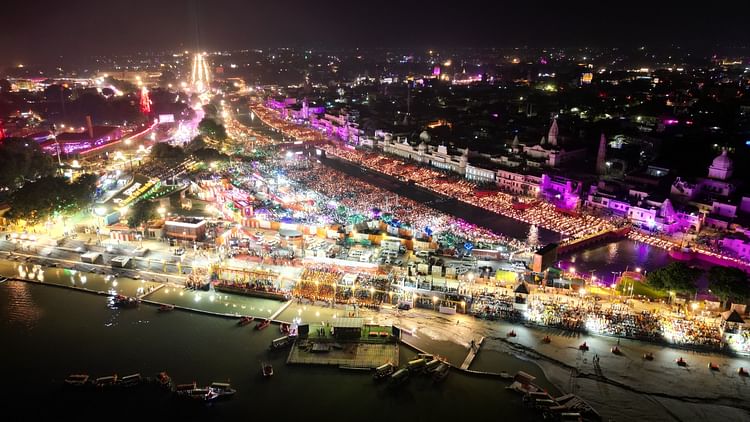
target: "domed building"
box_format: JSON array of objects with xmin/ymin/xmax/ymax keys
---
[{"xmin": 708, "ymin": 148, "xmax": 733, "ymax": 181}]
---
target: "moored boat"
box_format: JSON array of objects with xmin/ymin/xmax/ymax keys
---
[
  {"xmin": 209, "ymin": 382, "xmax": 236, "ymax": 399},
  {"xmin": 112, "ymin": 294, "xmax": 139, "ymax": 308},
  {"xmin": 432, "ymin": 362, "xmax": 450, "ymax": 382},
  {"xmin": 280, "ymin": 323, "xmax": 290, "ymax": 334},
  {"xmin": 157, "ymin": 371, "xmax": 173, "ymax": 389},
  {"xmin": 183, "ymin": 387, "xmax": 219, "ymax": 402},
  {"xmin": 237, "ymin": 316, "xmax": 254, "ymax": 326},
  {"xmin": 269, "ymin": 335, "xmax": 294, "ymax": 350},
  {"xmin": 158, "ymin": 304, "xmax": 175, "ymax": 312},
  {"xmin": 94, "ymin": 375, "xmax": 118, "ymax": 388},
  {"xmin": 118, "ymin": 373, "xmax": 142, "ymax": 387},
  {"xmin": 175, "ymin": 382, "xmax": 197, "ymax": 395},
  {"xmin": 373, "ymin": 362, "xmax": 395, "ymax": 381},
  {"xmin": 255, "ymin": 319, "xmax": 271, "ymax": 330},
  {"xmin": 64, "ymin": 374, "xmax": 90, "ymax": 387},
  {"xmin": 388, "ymin": 368, "xmax": 409, "ymax": 387},
  {"xmin": 262, "ymin": 362, "xmax": 274, "ymax": 377}
]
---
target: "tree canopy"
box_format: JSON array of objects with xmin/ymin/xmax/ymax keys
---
[
  {"xmin": 149, "ymin": 142, "xmax": 185, "ymax": 163},
  {"xmin": 127, "ymin": 200, "xmax": 157, "ymax": 229},
  {"xmin": 193, "ymin": 147, "xmax": 230, "ymax": 163},
  {"xmin": 646, "ymin": 262, "xmax": 702, "ymax": 294},
  {"xmin": 707, "ymin": 266, "xmax": 750, "ymax": 305},
  {"xmin": 197, "ymin": 117, "xmax": 228, "ymax": 141},
  {"xmin": 185, "ymin": 136, "xmax": 206, "ymax": 153},
  {"xmin": 0, "ymin": 138, "xmax": 56, "ymax": 190},
  {"xmin": 7, "ymin": 174, "xmax": 96, "ymax": 223}
]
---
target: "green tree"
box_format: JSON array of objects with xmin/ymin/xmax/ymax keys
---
[
  {"xmin": 6, "ymin": 175, "xmax": 95, "ymax": 223},
  {"xmin": 185, "ymin": 136, "xmax": 207, "ymax": 153},
  {"xmin": 198, "ymin": 118, "xmax": 228, "ymax": 142},
  {"xmin": 193, "ymin": 148, "xmax": 229, "ymax": 163},
  {"xmin": 707, "ymin": 266, "xmax": 750, "ymax": 305},
  {"xmin": 149, "ymin": 142, "xmax": 185, "ymax": 163},
  {"xmin": 646, "ymin": 262, "xmax": 702, "ymax": 295},
  {"xmin": 0, "ymin": 138, "xmax": 56, "ymax": 189},
  {"xmin": 202, "ymin": 104, "xmax": 218, "ymax": 118},
  {"xmin": 127, "ymin": 201, "xmax": 157, "ymax": 230}
]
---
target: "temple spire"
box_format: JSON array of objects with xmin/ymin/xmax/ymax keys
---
[{"xmin": 547, "ymin": 118, "xmax": 559, "ymax": 146}]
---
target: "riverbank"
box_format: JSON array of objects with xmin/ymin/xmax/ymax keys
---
[{"xmin": 353, "ymin": 304, "xmax": 750, "ymax": 421}]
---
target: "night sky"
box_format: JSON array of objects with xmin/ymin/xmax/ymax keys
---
[{"xmin": 2, "ymin": 0, "xmax": 749, "ymax": 65}]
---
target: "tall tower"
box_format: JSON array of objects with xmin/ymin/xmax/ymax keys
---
[
  {"xmin": 190, "ymin": 53, "xmax": 211, "ymax": 93},
  {"xmin": 596, "ymin": 133, "xmax": 607, "ymax": 175},
  {"xmin": 547, "ymin": 118, "xmax": 559, "ymax": 146}
]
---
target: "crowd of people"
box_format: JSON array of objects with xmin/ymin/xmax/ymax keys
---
[
  {"xmin": 322, "ymin": 146, "xmax": 616, "ymax": 241},
  {"xmin": 280, "ymin": 161, "xmax": 527, "ymax": 250},
  {"xmin": 518, "ymin": 296, "xmax": 726, "ymax": 349}
]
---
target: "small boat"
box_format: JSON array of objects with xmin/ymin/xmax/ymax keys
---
[
  {"xmin": 738, "ymin": 367, "xmax": 748, "ymax": 377},
  {"xmin": 541, "ymin": 336, "xmax": 551, "ymax": 344},
  {"xmin": 676, "ymin": 357, "xmax": 687, "ymax": 367},
  {"xmin": 118, "ymin": 373, "xmax": 142, "ymax": 387},
  {"xmin": 373, "ymin": 362, "xmax": 395, "ymax": 381},
  {"xmin": 112, "ymin": 294, "xmax": 139, "ymax": 308},
  {"xmin": 157, "ymin": 372, "xmax": 172, "ymax": 389},
  {"xmin": 579, "ymin": 342, "xmax": 589, "ymax": 351},
  {"xmin": 158, "ymin": 304, "xmax": 175, "ymax": 312},
  {"xmin": 237, "ymin": 316, "xmax": 254, "ymax": 326},
  {"xmin": 432, "ymin": 362, "xmax": 450, "ymax": 383},
  {"xmin": 184, "ymin": 387, "xmax": 219, "ymax": 402},
  {"xmin": 280, "ymin": 323, "xmax": 290, "ymax": 334},
  {"xmin": 388, "ymin": 368, "xmax": 409, "ymax": 387},
  {"xmin": 64, "ymin": 374, "xmax": 90, "ymax": 387},
  {"xmin": 255, "ymin": 319, "xmax": 271, "ymax": 330},
  {"xmin": 269, "ymin": 335, "xmax": 294, "ymax": 350},
  {"xmin": 262, "ymin": 362, "xmax": 274, "ymax": 377},
  {"xmin": 611, "ymin": 346, "xmax": 621, "ymax": 355},
  {"xmin": 94, "ymin": 375, "xmax": 118, "ymax": 388},
  {"xmin": 209, "ymin": 382, "xmax": 236, "ymax": 399},
  {"xmin": 643, "ymin": 352, "xmax": 654, "ymax": 361},
  {"xmin": 708, "ymin": 362, "xmax": 720, "ymax": 371},
  {"xmin": 175, "ymin": 382, "xmax": 197, "ymax": 395},
  {"xmin": 406, "ymin": 358, "xmax": 427, "ymax": 372},
  {"xmin": 507, "ymin": 330, "xmax": 517, "ymax": 338}
]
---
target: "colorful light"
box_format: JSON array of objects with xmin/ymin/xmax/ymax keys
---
[{"xmin": 139, "ymin": 87, "xmax": 151, "ymax": 114}]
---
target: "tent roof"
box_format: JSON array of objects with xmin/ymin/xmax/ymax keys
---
[
  {"xmin": 721, "ymin": 310, "xmax": 745, "ymax": 323},
  {"xmin": 514, "ymin": 282, "xmax": 530, "ymax": 295}
]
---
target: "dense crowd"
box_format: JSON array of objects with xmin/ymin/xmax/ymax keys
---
[
  {"xmin": 323, "ymin": 146, "xmax": 615, "ymax": 240},
  {"xmin": 281, "ymin": 161, "xmax": 528, "ymax": 250}
]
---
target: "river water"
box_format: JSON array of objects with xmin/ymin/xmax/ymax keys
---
[{"xmin": 0, "ymin": 263, "xmax": 556, "ymax": 421}]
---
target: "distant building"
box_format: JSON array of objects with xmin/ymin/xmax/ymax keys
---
[
  {"xmin": 39, "ymin": 124, "xmax": 123, "ymax": 156},
  {"xmin": 164, "ymin": 217, "xmax": 206, "ymax": 241}
]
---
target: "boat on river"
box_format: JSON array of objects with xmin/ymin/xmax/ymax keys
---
[
  {"xmin": 262, "ymin": 362, "xmax": 274, "ymax": 377},
  {"xmin": 209, "ymin": 382, "xmax": 236, "ymax": 399},
  {"xmin": 112, "ymin": 295, "xmax": 139, "ymax": 308},
  {"xmin": 373, "ymin": 362, "xmax": 395, "ymax": 381},
  {"xmin": 158, "ymin": 304, "xmax": 175, "ymax": 312},
  {"xmin": 118, "ymin": 373, "xmax": 142, "ymax": 387},
  {"xmin": 94, "ymin": 375, "xmax": 118, "ymax": 388},
  {"xmin": 64, "ymin": 374, "xmax": 90, "ymax": 387},
  {"xmin": 388, "ymin": 368, "xmax": 409, "ymax": 387},
  {"xmin": 237, "ymin": 316, "xmax": 254, "ymax": 326},
  {"xmin": 255, "ymin": 319, "xmax": 271, "ymax": 330},
  {"xmin": 432, "ymin": 362, "xmax": 450, "ymax": 382}
]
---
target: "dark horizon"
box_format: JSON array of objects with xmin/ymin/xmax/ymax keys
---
[{"xmin": 2, "ymin": 0, "xmax": 750, "ymax": 67}]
